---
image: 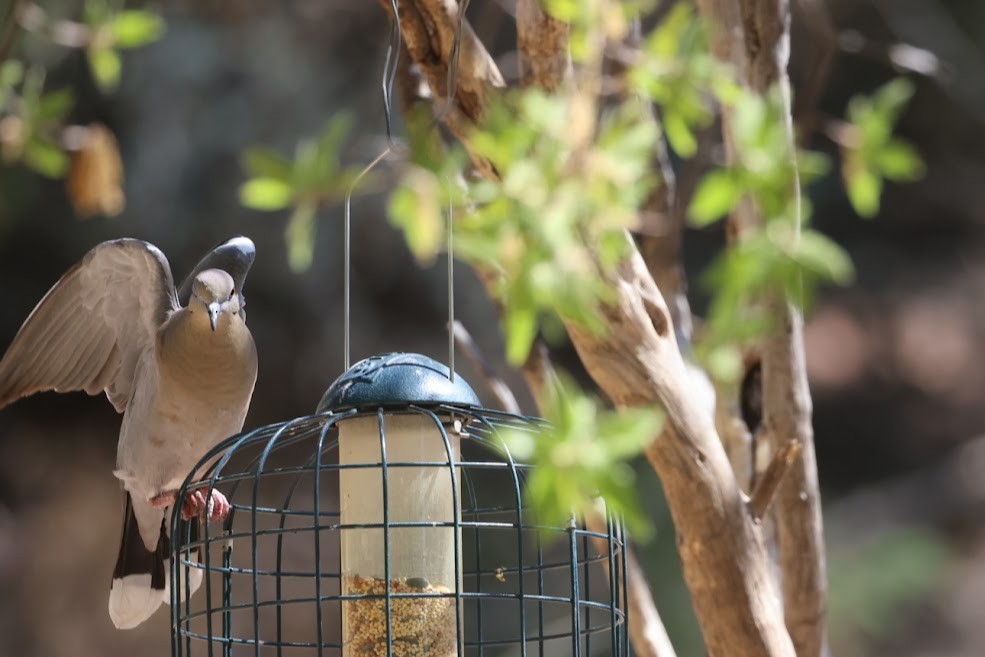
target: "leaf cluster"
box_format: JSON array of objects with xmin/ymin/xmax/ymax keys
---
[
  {"xmin": 390, "ymin": 90, "xmax": 659, "ymax": 365},
  {"xmin": 497, "ymin": 373, "xmax": 664, "ymax": 537},
  {"xmin": 839, "ymin": 78, "xmax": 924, "ymax": 217},
  {"xmin": 0, "ymin": 63, "xmax": 74, "ymax": 178},
  {"xmin": 83, "ymin": 0, "xmax": 165, "ymax": 92},
  {"xmin": 239, "ymin": 114, "xmax": 367, "ymax": 271}
]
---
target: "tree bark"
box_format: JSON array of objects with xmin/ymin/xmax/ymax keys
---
[{"xmin": 694, "ymin": 2, "xmax": 829, "ymax": 657}]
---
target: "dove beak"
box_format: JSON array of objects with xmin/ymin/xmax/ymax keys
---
[{"xmin": 208, "ymin": 302, "xmax": 222, "ymax": 331}]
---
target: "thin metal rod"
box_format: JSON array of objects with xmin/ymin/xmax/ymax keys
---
[
  {"xmin": 447, "ymin": 195, "xmax": 455, "ymax": 382},
  {"xmin": 343, "ymin": 147, "xmax": 391, "ymax": 370}
]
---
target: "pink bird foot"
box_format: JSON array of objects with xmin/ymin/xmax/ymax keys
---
[
  {"xmin": 148, "ymin": 488, "xmax": 230, "ymax": 522},
  {"xmin": 181, "ymin": 489, "xmax": 231, "ymax": 522}
]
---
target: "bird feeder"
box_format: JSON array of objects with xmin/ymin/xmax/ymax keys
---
[{"xmin": 169, "ymin": 352, "xmax": 628, "ymax": 657}]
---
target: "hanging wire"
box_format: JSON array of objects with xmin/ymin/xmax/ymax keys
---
[
  {"xmin": 342, "ymin": 147, "xmax": 391, "ymax": 370},
  {"xmin": 381, "ymin": 0, "xmax": 402, "ymax": 147},
  {"xmin": 446, "ymin": 192, "xmax": 455, "ymax": 382},
  {"xmin": 344, "ymin": 0, "xmax": 468, "ymax": 373},
  {"xmin": 342, "ymin": 0, "xmax": 404, "ymax": 369}
]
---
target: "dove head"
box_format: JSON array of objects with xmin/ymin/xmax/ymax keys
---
[{"xmin": 190, "ymin": 269, "xmax": 241, "ymax": 331}]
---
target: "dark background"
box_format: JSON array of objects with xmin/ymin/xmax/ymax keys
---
[{"xmin": 0, "ymin": 1, "xmax": 983, "ymax": 656}]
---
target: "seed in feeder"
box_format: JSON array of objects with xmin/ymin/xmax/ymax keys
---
[{"xmin": 344, "ymin": 575, "xmax": 457, "ymax": 657}]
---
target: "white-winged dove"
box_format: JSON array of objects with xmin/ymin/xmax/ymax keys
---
[{"xmin": 0, "ymin": 237, "xmax": 258, "ymax": 629}]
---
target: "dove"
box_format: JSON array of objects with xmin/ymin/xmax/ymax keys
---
[{"xmin": 0, "ymin": 236, "xmax": 258, "ymax": 629}]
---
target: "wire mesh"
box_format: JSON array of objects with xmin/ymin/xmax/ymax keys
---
[{"xmin": 170, "ymin": 405, "xmax": 628, "ymax": 657}]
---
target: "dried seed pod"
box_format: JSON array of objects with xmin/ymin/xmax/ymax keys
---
[{"xmin": 66, "ymin": 123, "xmax": 124, "ymax": 218}]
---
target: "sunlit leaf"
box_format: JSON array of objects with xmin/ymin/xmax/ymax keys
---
[
  {"xmin": 24, "ymin": 137, "xmax": 69, "ymax": 178},
  {"xmin": 790, "ymin": 229, "xmax": 855, "ymax": 285},
  {"xmin": 689, "ymin": 169, "xmax": 741, "ymax": 226},
  {"xmin": 844, "ymin": 163, "xmax": 881, "ymax": 218},
  {"xmin": 38, "ymin": 88, "xmax": 74, "ymax": 121},
  {"xmin": 285, "ymin": 201, "xmax": 317, "ymax": 272},
  {"xmin": 877, "ymin": 139, "xmax": 925, "ymax": 181},
  {"xmin": 239, "ymin": 178, "xmax": 294, "ymax": 211},
  {"xmin": 88, "ymin": 47, "xmax": 122, "ymax": 92},
  {"xmin": 387, "ymin": 169, "xmax": 443, "ymax": 265},
  {"xmin": 111, "ymin": 10, "xmax": 166, "ymax": 49},
  {"xmin": 504, "ymin": 303, "xmax": 538, "ymax": 366},
  {"xmin": 242, "ymin": 148, "xmax": 293, "ymax": 182}
]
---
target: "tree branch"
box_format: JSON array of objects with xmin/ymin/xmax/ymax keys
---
[
  {"xmin": 585, "ymin": 511, "xmax": 677, "ymax": 657},
  {"xmin": 750, "ymin": 438, "xmax": 803, "ymax": 521},
  {"xmin": 388, "ymin": 2, "xmax": 795, "ymax": 655},
  {"xmin": 694, "ymin": 2, "xmax": 829, "ymax": 656},
  {"xmin": 516, "ymin": 0, "xmax": 570, "ymax": 91},
  {"xmin": 452, "ymin": 320, "xmax": 521, "ymax": 414}
]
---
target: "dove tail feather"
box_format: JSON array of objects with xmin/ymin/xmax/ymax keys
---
[
  {"xmin": 109, "ymin": 493, "xmax": 168, "ymax": 629},
  {"xmin": 109, "ymin": 494, "xmax": 203, "ymax": 629}
]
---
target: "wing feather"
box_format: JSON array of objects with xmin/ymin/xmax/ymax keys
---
[{"xmin": 0, "ymin": 239, "xmax": 177, "ymax": 412}]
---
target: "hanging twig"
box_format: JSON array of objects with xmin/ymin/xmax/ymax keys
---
[
  {"xmin": 585, "ymin": 511, "xmax": 678, "ymax": 657},
  {"xmin": 694, "ymin": 0, "xmax": 830, "ymax": 655},
  {"xmin": 750, "ymin": 438, "xmax": 803, "ymax": 521},
  {"xmin": 451, "ymin": 320, "xmax": 521, "ymax": 414},
  {"xmin": 0, "ymin": 0, "xmax": 25, "ymax": 64}
]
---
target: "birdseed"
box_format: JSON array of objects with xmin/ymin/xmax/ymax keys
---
[{"xmin": 344, "ymin": 575, "xmax": 458, "ymax": 657}]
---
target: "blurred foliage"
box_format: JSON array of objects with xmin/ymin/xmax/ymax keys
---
[
  {"xmin": 2, "ymin": 0, "xmax": 925, "ymax": 547},
  {"xmin": 392, "ymin": 91, "xmax": 659, "ymax": 365},
  {"xmin": 839, "ymin": 78, "xmax": 925, "ymax": 218},
  {"xmin": 498, "ymin": 372, "xmax": 663, "ymax": 537},
  {"xmin": 0, "ymin": 63, "xmax": 73, "ymax": 178},
  {"xmin": 828, "ymin": 528, "xmax": 950, "ymax": 640},
  {"xmin": 239, "ymin": 113, "xmax": 367, "ymax": 271},
  {"xmin": 83, "ymin": 1, "xmax": 165, "ymax": 92},
  {"xmin": 628, "ymin": 2, "xmax": 731, "ymax": 156},
  {"xmin": 0, "ymin": 0, "xmax": 162, "ymax": 216}
]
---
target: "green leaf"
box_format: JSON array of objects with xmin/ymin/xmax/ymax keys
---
[
  {"xmin": 689, "ymin": 169, "xmax": 741, "ymax": 226},
  {"xmin": 597, "ymin": 408, "xmax": 664, "ymax": 459},
  {"xmin": 38, "ymin": 88, "xmax": 74, "ymax": 121},
  {"xmin": 111, "ymin": 10, "xmax": 166, "ymax": 49},
  {"xmin": 844, "ymin": 163, "xmax": 882, "ymax": 218},
  {"xmin": 504, "ymin": 304, "xmax": 538, "ymax": 366},
  {"xmin": 871, "ymin": 77, "xmax": 915, "ymax": 123},
  {"xmin": 387, "ymin": 171, "xmax": 443, "ymax": 265},
  {"xmin": 23, "ymin": 137, "xmax": 69, "ymax": 178},
  {"xmin": 877, "ymin": 139, "xmax": 924, "ymax": 181},
  {"xmin": 285, "ymin": 202, "xmax": 317, "ymax": 272},
  {"xmin": 0, "ymin": 60, "xmax": 23, "ymax": 88},
  {"xmin": 242, "ymin": 148, "xmax": 293, "ymax": 182},
  {"xmin": 791, "ymin": 229, "xmax": 855, "ymax": 285},
  {"xmin": 239, "ymin": 178, "xmax": 294, "ymax": 211},
  {"xmin": 662, "ymin": 111, "xmax": 697, "ymax": 156},
  {"xmin": 88, "ymin": 47, "xmax": 122, "ymax": 92}
]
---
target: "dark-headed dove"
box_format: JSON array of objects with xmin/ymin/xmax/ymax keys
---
[{"xmin": 0, "ymin": 236, "xmax": 258, "ymax": 629}]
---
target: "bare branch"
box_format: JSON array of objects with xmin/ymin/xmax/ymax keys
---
[
  {"xmin": 750, "ymin": 438, "xmax": 803, "ymax": 521},
  {"xmin": 378, "ymin": 0, "xmax": 505, "ymax": 178},
  {"xmin": 585, "ymin": 511, "xmax": 678, "ymax": 657},
  {"xmin": 516, "ymin": 0, "xmax": 570, "ymax": 90},
  {"xmin": 0, "ymin": 0, "xmax": 25, "ymax": 63},
  {"xmin": 452, "ymin": 320, "xmax": 521, "ymax": 414},
  {"xmin": 694, "ymin": 1, "xmax": 829, "ymax": 656},
  {"xmin": 791, "ymin": 0, "xmax": 837, "ymax": 147}
]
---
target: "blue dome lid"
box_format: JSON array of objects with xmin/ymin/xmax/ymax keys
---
[{"xmin": 317, "ymin": 352, "xmax": 480, "ymax": 413}]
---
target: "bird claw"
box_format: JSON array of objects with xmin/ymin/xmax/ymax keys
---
[{"xmin": 180, "ymin": 489, "xmax": 230, "ymax": 522}]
